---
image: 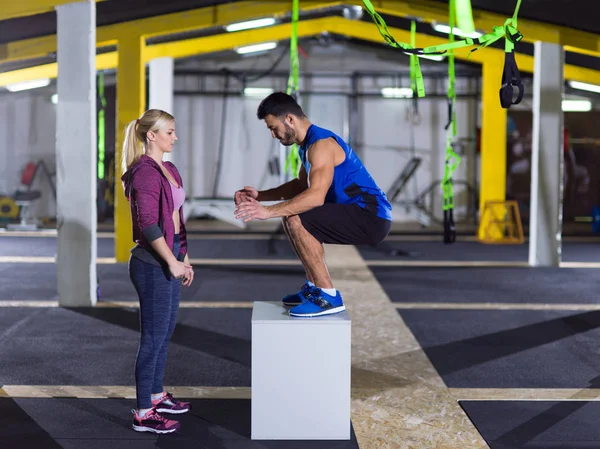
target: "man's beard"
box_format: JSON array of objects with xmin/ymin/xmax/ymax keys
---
[{"xmin": 280, "ymin": 123, "xmax": 296, "ymax": 146}]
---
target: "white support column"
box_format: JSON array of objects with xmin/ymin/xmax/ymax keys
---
[
  {"xmin": 56, "ymin": 0, "xmax": 97, "ymax": 307},
  {"xmin": 149, "ymin": 57, "xmax": 174, "ymax": 161},
  {"xmin": 528, "ymin": 41, "xmax": 564, "ymax": 267}
]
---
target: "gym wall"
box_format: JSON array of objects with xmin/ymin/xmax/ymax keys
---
[{"xmin": 0, "ymin": 41, "xmax": 480, "ymax": 224}]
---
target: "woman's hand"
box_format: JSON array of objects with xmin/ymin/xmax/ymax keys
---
[
  {"xmin": 182, "ymin": 254, "xmax": 194, "ymax": 286},
  {"xmin": 169, "ymin": 260, "xmax": 193, "ymax": 283}
]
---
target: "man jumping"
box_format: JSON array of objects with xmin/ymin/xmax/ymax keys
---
[{"xmin": 234, "ymin": 92, "xmax": 392, "ymax": 317}]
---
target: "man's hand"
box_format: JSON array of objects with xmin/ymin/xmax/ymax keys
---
[
  {"xmin": 234, "ymin": 186, "xmax": 259, "ymax": 206},
  {"xmin": 234, "ymin": 197, "xmax": 272, "ymax": 222}
]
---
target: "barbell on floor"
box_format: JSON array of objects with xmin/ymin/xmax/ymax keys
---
[{"xmin": 574, "ymin": 205, "xmax": 600, "ymax": 233}]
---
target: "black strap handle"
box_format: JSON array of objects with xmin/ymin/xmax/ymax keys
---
[
  {"xmin": 444, "ymin": 209, "xmax": 456, "ymax": 244},
  {"xmin": 499, "ymin": 51, "xmax": 524, "ymax": 109}
]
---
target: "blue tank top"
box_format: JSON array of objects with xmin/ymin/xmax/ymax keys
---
[{"xmin": 298, "ymin": 124, "xmax": 392, "ymax": 221}]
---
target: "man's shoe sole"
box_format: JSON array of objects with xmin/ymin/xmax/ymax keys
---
[{"xmin": 289, "ymin": 305, "xmax": 346, "ymax": 317}]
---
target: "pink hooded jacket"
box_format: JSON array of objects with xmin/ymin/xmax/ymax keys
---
[{"xmin": 121, "ymin": 154, "xmax": 187, "ymax": 261}]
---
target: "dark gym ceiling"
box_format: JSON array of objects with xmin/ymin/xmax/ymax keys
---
[
  {"xmin": 0, "ymin": 0, "xmax": 597, "ymax": 75},
  {"xmin": 0, "ymin": 0, "xmax": 597, "ymax": 44}
]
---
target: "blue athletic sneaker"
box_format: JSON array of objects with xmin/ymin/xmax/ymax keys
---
[
  {"xmin": 281, "ymin": 281, "xmax": 313, "ymax": 306},
  {"xmin": 288, "ymin": 287, "xmax": 345, "ymax": 317}
]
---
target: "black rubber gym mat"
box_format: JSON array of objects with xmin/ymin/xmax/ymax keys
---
[
  {"xmin": 372, "ymin": 266, "xmax": 600, "ymax": 304},
  {"xmin": 3, "ymin": 235, "xmax": 600, "ymax": 262},
  {"xmin": 359, "ymin": 240, "xmax": 600, "ymax": 262},
  {"xmin": 398, "ymin": 309, "xmax": 600, "ymax": 388},
  {"xmin": 460, "ymin": 400, "xmax": 600, "ymax": 448},
  {"xmin": 0, "ymin": 307, "xmax": 251, "ymax": 386},
  {"xmin": 0, "ymin": 236, "xmax": 297, "ymax": 259},
  {"xmin": 0, "ymin": 236, "xmax": 114, "ymax": 258},
  {"xmin": 0, "ymin": 263, "xmax": 306, "ymax": 302},
  {"xmin": 1, "ymin": 397, "xmax": 359, "ymax": 449}
]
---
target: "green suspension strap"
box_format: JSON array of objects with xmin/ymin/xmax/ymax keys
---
[
  {"xmin": 408, "ymin": 19, "xmax": 424, "ymax": 100},
  {"xmin": 455, "ymin": 0, "xmax": 475, "ymax": 35},
  {"xmin": 408, "ymin": 20, "xmax": 421, "ymax": 199},
  {"xmin": 409, "ymin": 19, "xmax": 419, "ymax": 101},
  {"xmin": 442, "ymin": 0, "xmax": 460, "ymax": 244},
  {"xmin": 284, "ymin": 0, "xmax": 301, "ymax": 178},
  {"xmin": 361, "ymin": 0, "xmax": 524, "ymax": 108},
  {"xmin": 97, "ymin": 72, "xmax": 106, "ymax": 180},
  {"xmin": 408, "ymin": 19, "xmax": 421, "ymax": 125}
]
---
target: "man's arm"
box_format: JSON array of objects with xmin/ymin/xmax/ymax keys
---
[
  {"xmin": 256, "ymin": 169, "xmax": 307, "ymax": 201},
  {"xmin": 264, "ymin": 141, "xmax": 334, "ymax": 217}
]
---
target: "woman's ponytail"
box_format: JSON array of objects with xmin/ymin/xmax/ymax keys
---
[{"xmin": 121, "ymin": 120, "xmax": 143, "ymax": 174}]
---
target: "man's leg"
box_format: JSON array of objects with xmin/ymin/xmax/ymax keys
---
[
  {"xmin": 281, "ymin": 217, "xmax": 315, "ymax": 285},
  {"xmin": 283, "ymin": 214, "xmax": 333, "ymax": 289}
]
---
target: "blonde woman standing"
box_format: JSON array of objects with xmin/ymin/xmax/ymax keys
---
[{"xmin": 121, "ymin": 109, "xmax": 194, "ymax": 434}]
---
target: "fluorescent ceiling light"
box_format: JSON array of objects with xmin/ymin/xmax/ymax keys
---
[
  {"xmin": 562, "ymin": 99, "xmax": 592, "ymax": 112},
  {"xmin": 432, "ymin": 22, "xmax": 483, "ymax": 39},
  {"xmin": 342, "ymin": 5, "xmax": 363, "ymax": 20},
  {"xmin": 235, "ymin": 42, "xmax": 277, "ymax": 55},
  {"xmin": 5, "ymin": 78, "xmax": 51, "ymax": 92},
  {"xmin": 568, "ymin": 80, "xmax": 600, "ymax": 94},
  {"xmin": 225, "ymin": 18, "xmax": 276, "ymax": 32},
  {"xmin": 244, "ymin": 87, "xmax": 274, "ymax": 97},
  {"xmin": 381, "ymin": 87, "xmax": 413, "ymax": 98},
  {"xmin": 403, "ymin": 51, "xmax": 445, "ymax": 62},
  {"xmin": 419, "ymin": 54, "xmax": 445, "ymax": 62}
]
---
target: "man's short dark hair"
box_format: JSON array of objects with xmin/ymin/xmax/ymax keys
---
[{"xmin": 256, "ymin": 92, "xmax": 306, "ymax": 120}]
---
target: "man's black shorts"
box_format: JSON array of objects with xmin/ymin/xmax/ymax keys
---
[{"xmin": 299, "ymin": 203, "xmax": 391, "ymax": 245}]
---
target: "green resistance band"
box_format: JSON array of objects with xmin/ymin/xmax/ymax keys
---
[
  {"xmin": 284, "ymin": 0, "xmax": 301, "ymax": 178},
  {"xmin": 409, "ymin": 19, "xmax": 419, "ymax": 98},
  {"xmin": 455, "ymin": 0, "xmax": 475, "ymax": 35},
  {"xmin": 408, "ymin": 18, "xmax": 424, "ymax": 99},
  {"xmin": 361, "ymin": 0, "xmax": 524, "ymax": 107},
  {"xmin": 408, "ymin": 19, "xmax": 421, "ymax": 122},
  {"xmin": 442, "ymin": 0, "xmax": 461, "ymax": 244},
  {"xmin": 97, "ymin": 72, "xmax": 106, "ymax": 179}
]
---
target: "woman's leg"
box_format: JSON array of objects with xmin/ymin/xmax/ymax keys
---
[
  {"xmin": 151, "ymin": 275, "xmax": 181, "ymax": 397},
  {"xmin": 129, "ymin": 256, "xmax": 174, "ymax": 411},
  {"xmin": 151, "ymin": 235, "xmax": 182, "ymax": 398}
]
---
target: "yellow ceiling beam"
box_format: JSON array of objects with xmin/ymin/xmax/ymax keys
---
[
  {"xmin": 3, "ymin": 34, "xmax": 117, "ymax": 65},
  {"xmin": 0, "ymin": 52, "xmax": 116, "ymax": 86},
  {"xmin": 2, "ymin": 0, "xmax": 599, "ymax": 69},
  {"xmin": 109, "ymin": 1, "xmax": 341, "ymax": 41},
  {"xmin": 0, "ymin": 1, "xmax": 342, "ymax": 65},
  {"xmin": 328, "ymin": 17, "xmax": 600, "ymax": 86},
  {"xmin": 146, "ymin": 17, "xmax": 331, "ymax": 61},
  {"xmin": 1, "ymin": 16, "xmax": 599, "ymax": 88},
  {"xmin": 347, "ymin": 0, "xmax": 600, "ymax": 57},
  {"xmin": 0, "ymin": 18, "xmax": 331, "ymax": 87},
  {"xmin": 0, "ymin": 0, "xmax": 105, "ymax": 21}
]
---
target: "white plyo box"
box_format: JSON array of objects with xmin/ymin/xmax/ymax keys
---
[{"xmin": 251, "ymin": 301, "xmax": 352, "ymax": 440}]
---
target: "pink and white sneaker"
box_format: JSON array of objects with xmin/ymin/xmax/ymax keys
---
[
  {"xmin": 131, "ymin": 408, "xmax": 180, "ymax": 434},
  {"xmin": 151, "ymin": 392, "xmax": 191, "ymax": 414}
]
